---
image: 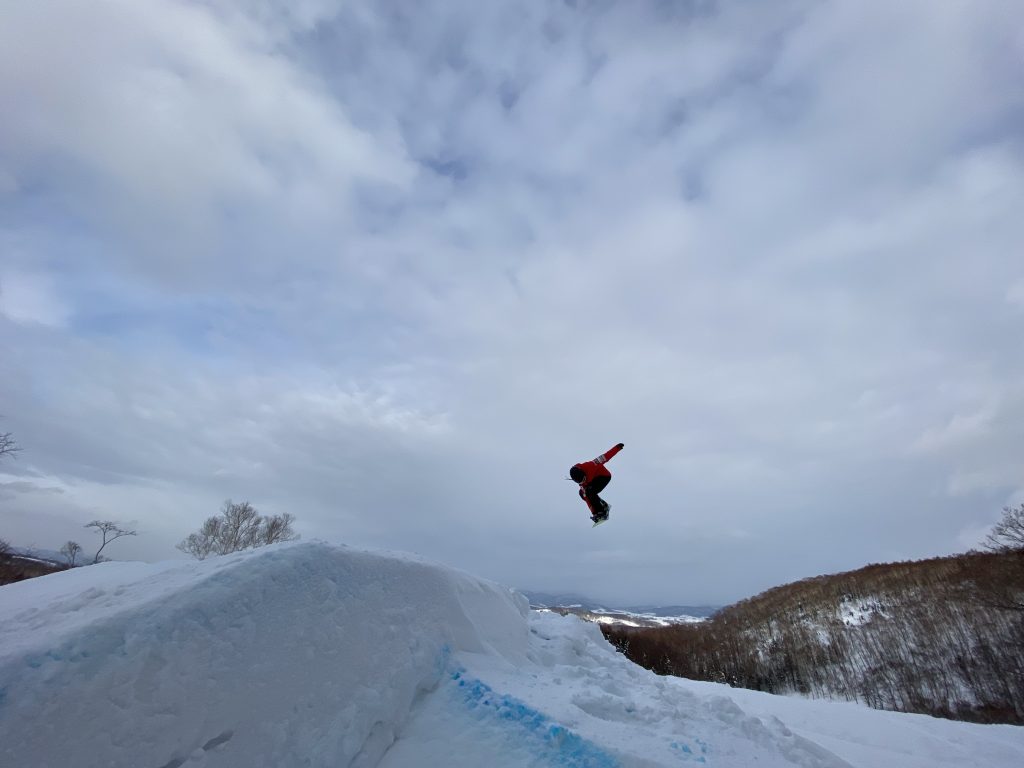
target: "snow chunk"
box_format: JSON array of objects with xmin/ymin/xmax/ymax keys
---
[{"xmin": 838, "ymin": 597, "xmax": 887, "ymax": 626}]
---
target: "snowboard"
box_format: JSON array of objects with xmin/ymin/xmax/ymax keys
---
[{"xmin": 591, "ymin": 504, "xmax": 611, "ymax": 527}]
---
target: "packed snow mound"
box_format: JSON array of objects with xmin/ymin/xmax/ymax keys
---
[
  {"xmin": 2, "ymin": 542, "xmax": 1022, "ymax": 768},
  {"xmin": 0, "ymin": 542, "xmax": 528, "ymax": 768}
]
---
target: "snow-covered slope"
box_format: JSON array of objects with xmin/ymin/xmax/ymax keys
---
[
  {"xmin": 532, "ymin": 605, "xmax": 707, "ymax": 627},
  {"xmin": 1, "ymin": 542, "xmax": 1021, "ymax": 768}
]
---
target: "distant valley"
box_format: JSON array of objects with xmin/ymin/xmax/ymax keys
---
[{"xmin": 521, "ymin": 591, "xmax": 717, "ymax": 627}]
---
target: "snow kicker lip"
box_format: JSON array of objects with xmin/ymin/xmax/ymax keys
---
[{"xmin": 449, "ymin": 668, "xmax": 620, "ymax": 768}]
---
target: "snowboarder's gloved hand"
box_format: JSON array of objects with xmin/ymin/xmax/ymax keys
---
[{"xmin": 615, "ymin": 442, "xmax": 624, "ymax": 450}]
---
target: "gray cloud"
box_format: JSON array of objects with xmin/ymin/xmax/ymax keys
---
[
  {"xmin": 0, "ymin": 480, "xmax": 64, "ymax": 499},
  {"xmin": 1, "ymin": 0, "xmax": 1022, "ymax": 604}
]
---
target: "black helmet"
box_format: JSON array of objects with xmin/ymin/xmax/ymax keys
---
[{"xmin": 569, "ymin": 465, "xmax": 585, "ymax": 483}]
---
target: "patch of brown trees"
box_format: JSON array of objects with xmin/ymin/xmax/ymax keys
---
[{"xmin": 603, "ymin": 517, "xmax": 1024, "ymax": 725}]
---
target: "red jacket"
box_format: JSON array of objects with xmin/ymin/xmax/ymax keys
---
[{"xmin": 572, "ymin": 444, "xmax": 623, "ymax": 484}]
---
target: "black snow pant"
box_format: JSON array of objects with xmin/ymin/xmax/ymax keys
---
[{"xmin": 580, "ymin": 475, "xmax": 611, "ymax": 516}]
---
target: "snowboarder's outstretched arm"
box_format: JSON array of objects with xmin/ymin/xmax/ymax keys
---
[{"xmin": 594, "ymin": 443, "xmax": 624, "ymax": 465}]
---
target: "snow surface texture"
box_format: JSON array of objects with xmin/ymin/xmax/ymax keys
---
[{"xmin": 1, "ymin": 542, "xmax": 1021, "ymax": 768}]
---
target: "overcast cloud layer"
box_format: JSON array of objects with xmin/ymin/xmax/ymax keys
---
[{"xmin": 2, "ymin": 0, "xmax": 1023, "ymax": 605}]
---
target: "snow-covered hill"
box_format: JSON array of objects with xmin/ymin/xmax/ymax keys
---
[
  {"xmin": 9, "ymin": 545, "xmax": 70, "ymax": 565},
  {"xmin": 1, "ymin": 542, "xmax": 1021, "ymax": 767},
  {"xmin": 603, "ymin": 552, "xmax": 1024, "ymax": 723},
  {"xmin": 533, "ymin": 604, "xmax": 707, "ymax": 628},
  {"xmin": 524, "ymin": 591, "xmax": 714, "ymax": 627}
]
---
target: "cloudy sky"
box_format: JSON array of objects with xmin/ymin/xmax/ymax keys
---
[{"xmin": 1, "ymin": 0, "xmax": 1022, "ymax": 605}]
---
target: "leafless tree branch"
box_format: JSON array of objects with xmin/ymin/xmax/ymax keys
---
[
  {"xmin": 60, "ymin": 540, "xmax": 83, "ymax": 567},
  {"xmin": 85, "ymin": 520, "xmax": 137, "ymax": 564},
  {"xmin": 0, "ymin": 431, "xmax": 19, "ymax": 460},
  {"xmin": 984, "ymin": 504, "xmax": 1024, "ymax": 553}
]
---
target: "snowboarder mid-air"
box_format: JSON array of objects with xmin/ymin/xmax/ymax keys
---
[{"xmin": 569, "ymin": 443, "xmax": 624, "ymax": 523}]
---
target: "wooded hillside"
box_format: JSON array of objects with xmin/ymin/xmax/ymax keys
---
[
  {"xmin": 602, "ymin": 550, "xmax": 1024, "ymax": 724},
  {"xmin": 0, "ymin": 551, "xmax": 68, "ymax": 586}
]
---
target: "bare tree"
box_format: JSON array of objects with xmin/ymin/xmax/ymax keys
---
[
  {"xmin": 0, "ymin": 430, "xmax": 19, "ymax": 460},
  {"xmin": 984, "ymin": 504, "xmax": 1024, "ymax": 552},
  {"xmin": 177, "ymin": 500, "xmax": 298, "ymax": 560},
  {"xmin": 262, "ymin": 512, "xmax": 298, "ymax": 546},
  {"xmin": 968, "ymin": 507, "xmax": 1024, "ymax": 613},
  {"xmin": 176, "ymin": 519, "xmax": 218, "ymax": 561},
  {"xmin": 60, "ymin": 540, "xmax": 83, "ymax": 567},
  {"xmin": 85, "ymin": 520, "xmax": 137, "ymax": 564},
  {"xmin": 1, "ymin": 426, "xmax": 20, "ymax": 561}
]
